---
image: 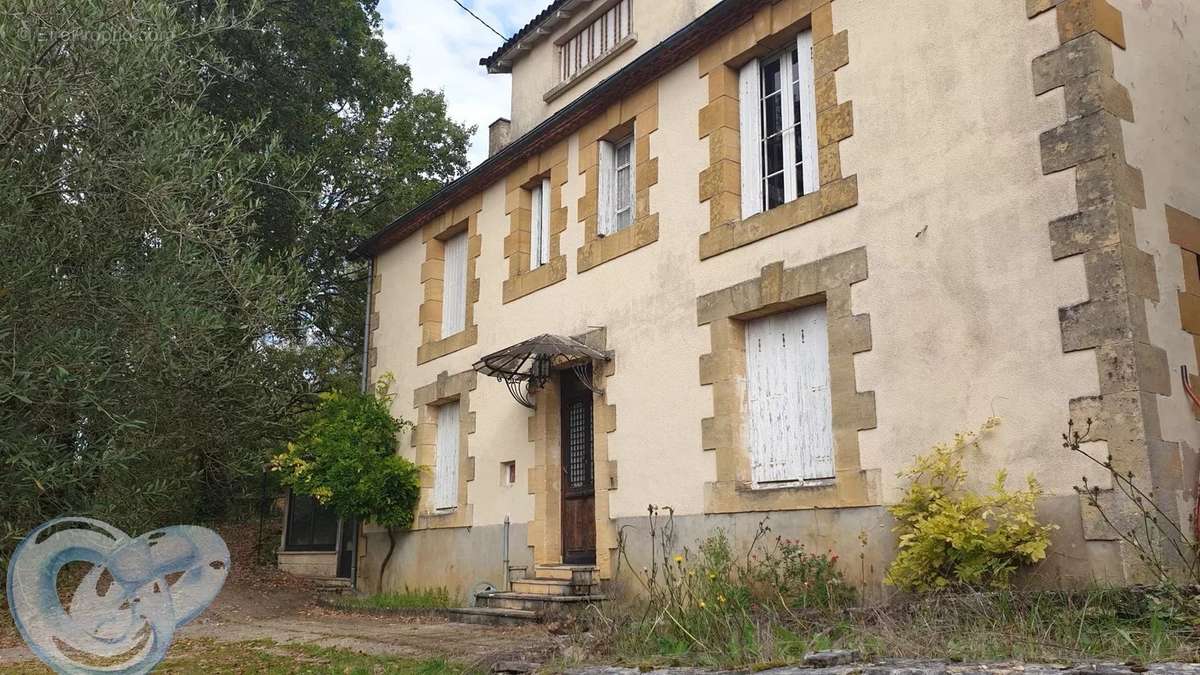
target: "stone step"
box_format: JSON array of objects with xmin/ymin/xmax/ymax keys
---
[
  {"xmin": 447, "ymin": 606, "xmax": 540, "ymax": 626},
  {"xmin": 510, "ymin": 578, "xmax": 593, "ymax": 596},
  {"xmin": 533, "ymin": 564, "xmax": 598, "ymax": 585},
  {"xmin": 477, "ymin": 591, "xmax": 606, "ymax": 612}
]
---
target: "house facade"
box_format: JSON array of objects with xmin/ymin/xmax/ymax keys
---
[{"xmin": 340, "ymin": 0, "xmax": 1200, "ymax": 597}]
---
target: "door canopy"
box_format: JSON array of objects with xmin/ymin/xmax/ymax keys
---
[{"xmin": 474, "ymin": 334, "xmax": 610, "ymax": 408}]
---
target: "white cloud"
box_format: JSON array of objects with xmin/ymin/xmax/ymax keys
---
[{"xmin": 378, "ymin": 0, "xmax": 549, "ymax": 167}]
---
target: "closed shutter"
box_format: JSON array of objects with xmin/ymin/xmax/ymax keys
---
[
  {"xmin": 738, "ymin": 58, "xmax": 763, "ymax": 219},
  {"xmin": 745, "ymin": 305, "xmax": 834, "ymax": 484},
  {"xmin": 440, "ymin": 232, "xmax": 467, "ymax": 337},
  {"xmin": 538, "ymin": 177, "xmax": 551, "ymax": 265},
  {"xmin": 598, "ymin": 140, "xmax": 615, "ymax": 236},
  {"xmin": 794, "ymin": 30, "xmax": 820, "ymax": 196},
  {"xmin": 434, "ymin": 401, "xmax": 460, "ymax": 510}
]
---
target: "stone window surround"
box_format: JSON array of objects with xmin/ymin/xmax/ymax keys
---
[
  {"xmin": 696, "ymin": 0, "xmax": 857, "ymax": 260},
  {"xmin": 575, "ymin": 82, "xmax": 660, "ymax": 273},
  {"xmin": 525, "ymin": 329, "xmax": 620, "ymax": 579},
  {"xmin": 503, "ymin": 141, "xmax": 570, "ymax": 303},
  {"xmin": 417, "ymin": 196, "xmax": 483, "ymax": 365},
  {"xmin": 696, "ymin": 248, "xmax": 877, "ymax": 514},
  {"xmin": 412, "ymin": 369, "xmax": 478, "ymax": 530},
  {"xmin": 1167, "ymin": 205, "xmax": 1200, "ymax": 403}
]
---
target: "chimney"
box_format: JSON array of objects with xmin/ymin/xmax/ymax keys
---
[{"xmin": 488, "ymin": 118, "xmax": 512, "ymax": 157}]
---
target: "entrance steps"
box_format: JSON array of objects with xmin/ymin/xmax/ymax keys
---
[{"xmin": 447, "ymin": 564, "xmax": 605, "ymax": 626}]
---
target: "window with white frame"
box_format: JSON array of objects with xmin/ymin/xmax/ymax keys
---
[
  {"xmin": 744, "ymin": 304, "xmax": 834, "ymax": 487},
  {"xmin": 560, "ymin": 0, "xmax": 632, "ymax": 82},
  {"xmin": 598, "ymin": 134, "xmax": 634, "ymax": 236},
  {"xmin": 529, "ymin": 178, "xmax": 552, "ymax": 269},
  {"xmin": 433, "ymin": 400, "xmax": 460, "ymax": 510},
  {"xmin": 738, "ymin": 30, "xmax": 819, "ymax": 219},
  {"xmin": 440, "ymin": 231, "xmax": 467, "ymax": 338}
]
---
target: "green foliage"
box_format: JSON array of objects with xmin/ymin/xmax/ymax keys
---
[
  {"xmin": 331, "ymin": 586, "xmax": 454, "ymax": 612},
  {"xmin": 273, "ymin": 376, "xmax": 419, "ymax": 529},
  {"xmin": 0, "ymin": 0, "xmax": 314, "ymax": 562},
  {"xmin": 886, "ymin": 419, "xmax": 1056, "ymax": 592}
]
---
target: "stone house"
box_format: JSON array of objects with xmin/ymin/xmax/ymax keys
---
[{"xmin": 281, "ymin": 0, "xmax": 1200, "ymax": 600}]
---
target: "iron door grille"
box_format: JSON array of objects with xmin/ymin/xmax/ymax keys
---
[{"xmin": 564, "ymin": 398, "xmax": 594, "ymax": 496}]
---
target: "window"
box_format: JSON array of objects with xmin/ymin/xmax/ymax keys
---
[
  {"xmin": 434, "ymin": 401, "xmax": 460, "ymax": 510},
  {"xmin": 529, "ymin": 178, "xmax": 552, "ymax": 269},
  {"xmin": 739, "ymin": 30, "xmax": 819, "ymax": 219},
  {"xmin": 560, "ymin": 0, "xmax": 632, "ymax": 82},
  {"xmin": 501, "ymin": 460, "xmax": 517, "ymax": 487},
  {"xmin": 744, "ymin": 304, "xmax": 833, "ymax": 486},
  {"xmin": 440, "ymin": 232, "xmax": 467, "ymax": 338},
  {"xmin": 284, "ymin": 492, "xmax": 339, "ymax": 551},
  {"xmin": 599, "ymin": 134, "xmax": 634, "ymax": 236}
]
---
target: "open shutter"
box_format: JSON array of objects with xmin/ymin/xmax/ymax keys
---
[
  {"xmin": 738, "ymin": 58, "xmax": 763, "ymax": 219},
  {"xmin": 434, "ymin": 401, "xmax": 460, "ymax": 510},
  {"xmin": 794, "ymin": 30, "xmax": 820, "ymax": 196},
  {"xmin": 440, "ymin": 232, "xmax": 467, "ymax": 337},
  {"xmin": 598, "ymin": 140, "xmax": 615, "ymax": 236}
]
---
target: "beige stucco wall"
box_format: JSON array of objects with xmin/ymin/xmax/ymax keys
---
[
  {"xmin": 361, "ymin": 0, "xmax": 1177, "ymax": 593},
  {"xmin": 1111, "ymin": 0, "xmax": 1200, "ymax": 524}
]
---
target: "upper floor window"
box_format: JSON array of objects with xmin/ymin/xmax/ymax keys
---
[
  {"xmin": 738, "ymin": 30, "xmax": 819, "ymax": 219},
  {"xmin": 598, "ymin": 134, "xmax": 634, "ymax": 236},
  {"xmin": 440, "ymin": 231, "xmax": 468, "ymax": 338},
  {"xmin": 560, "ymin": 0, "xmax": 632, "ymax": 82},
  {"xmin": 529, "ymin": 178, "xmax": 551, "ymax": 269}
]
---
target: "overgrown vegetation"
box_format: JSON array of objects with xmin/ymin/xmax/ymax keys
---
[
  {"xmin": 580, "ymin": 513, "xmax": 1199, "ymax": 669},
  {"xmin": 273, "ymin": 376, "xmax": 420, "ymax": 583},
  {"xmin": 1065, "ymin": 418, "xmax": 1200, "ymax": 624},
  {"xmin": 331, "ymin": 587, "xmax": 454, "ymax": 612},
  {"xmin": 887, "ymin": 419, "xmax": 1056, "ymax": 591}
]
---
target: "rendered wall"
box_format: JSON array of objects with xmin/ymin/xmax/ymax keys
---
[{"xmin": 360, "ymin": 0, "xmax": 1160, "ymax": 595}]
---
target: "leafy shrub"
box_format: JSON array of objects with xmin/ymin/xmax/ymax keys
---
[
  {"xmin": 273, "ymin": 375, "xmax": 419, "ymax": 582},
  {"xmin": 886, "ymin": 419, "xmax": 1056, "ymax": 592}
]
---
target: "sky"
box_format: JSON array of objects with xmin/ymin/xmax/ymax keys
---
[{"xmin": 378, "ymin": 0, "xmax": 549, "ymax": 167}]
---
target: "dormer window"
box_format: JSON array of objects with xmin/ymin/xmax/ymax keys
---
[{"xmin": 560, "ymin": 0, "xmax": 632, "ymax": 83}]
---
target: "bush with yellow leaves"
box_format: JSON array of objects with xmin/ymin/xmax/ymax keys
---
[{"xmin": 886, "ymin": 419, "xmax": 1056, "ymax": 592}]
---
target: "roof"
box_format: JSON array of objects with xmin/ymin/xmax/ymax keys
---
[
  {"xmin": 479, "ymin": 0, "xmax": 573, "ymax": 74},
  {"xmin": 351, "ymin": 0, "xmax": 771, "ymax": 261}
]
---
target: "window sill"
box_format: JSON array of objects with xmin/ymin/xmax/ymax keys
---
[
  {"xmin": 414, "ymin": 504, "xmax": 473, "ymax": 530},
  {"xmin": 751, "ymin": 477, "xmax": 836, "ymax": 491},
  {"xmin": 502, "ymin": 255, "xmax": 567, "ymax": 303},
  {"xmin": 544, "ymin": 35, "xmax": 637, "ymax": 104},
  {"xmin": 417, "ymin": 324, "xmax": 478, "ymax": 365},
  {"xmin": 699, "ymin": 176, "xmax": 858, "ymax": 260},
  {"xmin": 278, "ymin": 549, "xmax": 336, "ymax": 556},
  {"xmin": 577, "ymin": 214, "xmax": 659, "ymax": 273}
]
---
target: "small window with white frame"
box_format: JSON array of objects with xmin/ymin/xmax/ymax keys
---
[
  {"xmin": 529, "ymin": 178, "xmax": 552, "ymax": 270},
  {"xmin": 599, "ymin": 134, "xmax": 634, "ymax": 236},
  {"xmin": 738, "ymin": 30, "xmax": 819, "ymax": 219}
]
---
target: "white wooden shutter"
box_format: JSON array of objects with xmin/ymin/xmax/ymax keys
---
[
  {"xmin": 598, "ymin": 140, "xmax": 615, "ymax": 236},
  {"xmin": 738, "ymin": 59, "xmax": 762, "ymax": 219},
  {"xmin": 795, "ymin": 30, "xmax": 820, "ymax": 196},
  {"xmin": 745, "ymin": 305, "xmax": 834, "ymax": 485},
  {"xmin": 440, "ymin": 232, "xmax": 467, "ymax": 337},
  {"xmin": 539, "ymin": 177, "xmax": 551, "ymax": 264},
  {"xmin": 434, "ymin": 401, "xmax": 460, "ymax": 510}
]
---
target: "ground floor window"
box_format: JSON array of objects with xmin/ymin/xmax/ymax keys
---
[{"xmin": 284, "ymin": 491, "xmax": 339, "ymax": 551}]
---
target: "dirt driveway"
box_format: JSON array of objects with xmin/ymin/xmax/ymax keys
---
[{"xmin": 0, "ymin": 574, "xmax": 556, "ymax": 670}]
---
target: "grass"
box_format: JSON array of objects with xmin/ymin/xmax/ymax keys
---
[
  {"xmin": 331, "ymin": 586, "xmax": 455, "ymax": 612},
  {"xmin": 583, "ymin": 588, "xmax": 1200, "ymax": 670},
  {"xmin": 4, "ymin": 639, "xmax": 483, "ymax": 674}
]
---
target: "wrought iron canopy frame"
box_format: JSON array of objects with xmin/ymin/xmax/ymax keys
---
[{"xmin": 473, "ymin": 334, "xmax": 611, "ymax": 409}]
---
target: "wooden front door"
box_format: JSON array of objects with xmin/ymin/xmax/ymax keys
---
[{"xmin": 560, "ymin": 367, "xmax": 596, "ymax": 565}]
